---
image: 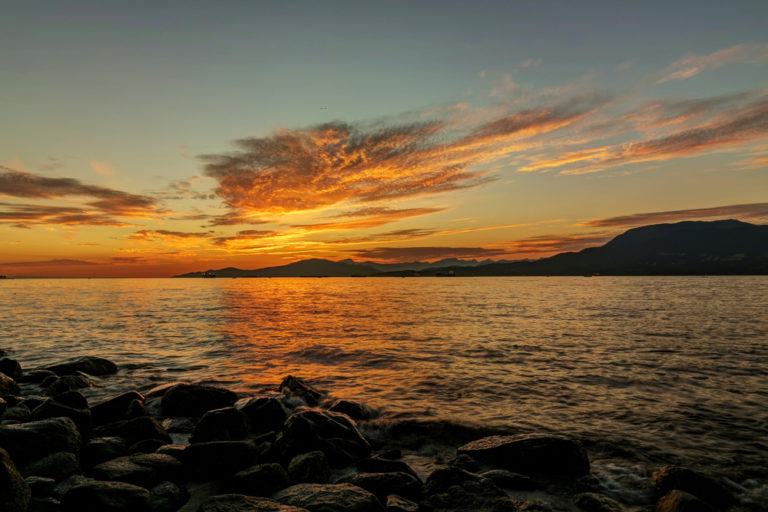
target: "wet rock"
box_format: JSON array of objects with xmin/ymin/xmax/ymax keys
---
[
  {"xmin": 51, "ymin": 390, "xmax": 89, "ymax": 409},
  {"xmin": 145, "ymin": 381, "xmax": 187, "ymax": 398},
  {"xmin": 19, "ymin": 395, "xmax": 47, "ymax": 409},
  {"xmin": 127, "ymin": 398, "xmax": 148, "ymax": 419},
  {"xmin": 160, "ymin": 383, "xmax": 238, "ymax": 417},
  {"xmin": 91, "ymin": 390, "xmax": 145, "ymax": 425},
  {"xmin": 423, "ymin": 469, "xmax": 514, "ymax": 512},
  {"xmin": 45, "ymin": 374, "xmax": 95, "ymax": 396},
  {"xmin": 150, "ymin": 480, "xmax": 189, "ymax": 512},
  {"xmin": 92, "ymin": 415, "xmax": 172, "ymax": 444},
  {"xmin": 2, "ymin": 403, "xmax": 31, "ymax": 422},
  {"xmin": 47, "ymin": 355, "xmax": 118, "ymax": 376},
  {"xmin": 198, "ymin": 493, "xmax": 310, "ymax": 511},
  {"xmin": 0, "ymin": 416, "xmax": 81, "ymax": 466},
  {"xmin": 25, "ymin": 475, "xmax": 56, "ymax": 497},
  {"xmin": 82, "ymin": 436, "xmax": 129, "ymax": 467},
  {"xmin": 185, "ymin": 440, "xmax": 260, "ymax": 480},
  {"xmin": 162, "ymin": 416, "xmax": 198, "ymax": 434},
  {"xmin": 655, "ymin": 490, "xmax": 712, "ymax": 512},
  {"xmin": 156, "ymin": 444, "xmax": 186, "ymax": 460},
  {"xmin": 236, "ymin": 396, "xmax": 288, "ymax": 433},
  {"xmin": 130, "ymin": 438, "xmax": 168, "ymax": 454},
  {"xmin": 423, "ymin": 467, "xmax": 483, "ymax": 495},
  {"xmin": 0, "ymin": 447, "xmax": 31, "ymax": 512},
  {"xmin": 22, "ymin": 452, "xmax": 80, "ymax": 481},
  {"xmin": 92, "ymin": 453, "xmax": 184, "ymax": 488},
  {"xmin": 19, "ymin": 369, "xmax": 57, "ymax": 383},
  {"xmin": 457, "ymin": 434, "xmax": 590, "ymax": 478},
  {"xmin": 31, "ymin": 398, "xmax": 91, "ymax": 432},
  {"xmin": 385, "ymin": 494, "xmax": 418, "ymax": 512},
  {"xmin": 652, "ymin": 465, "xmax": 735, "ymax": 509},
  {"xmin": 191, "ymin": 406, "xmax": 249, "ymax": 443},
  {"xmin": 357, "ymin": 457, "xmax": 420, "ymax": 482},
  {"xmin": 327, "ymin": 399, "xmax": 375, "ymax": 420},
  {"xmin": 61, "ymin": 480, "xmax": 151, "ymax": 512},
  {"xmin": 280, "ymin": 408, "xmax": 371, "ymax": 464},
  {"xmin": 280, "ymin": 376, "xmax": 325, "ymax": 406},
  {"xmin": 273, "ymin": 483, "xmax": 383, "ymax": 512},
  {"xmin": 53, "ymin": 474, "xmax": 93, "ymax": 499},
  {"xmin": 340, "ymin": 472, "xmax": 422, "ymax": 501},
  {"xmin": 574, "ymin": 492, "xmax": 623, "ymax": 512},
  {"xmin": 0, "ymin": 371, "xmax": 21, "ymax": 395},
  {"xmin": 0, "ymin": 358, "xmax": 23, "ymax": 381},
  {"xmin": 233, "ymin": 463, "xmax": 290, "ymax": 496},
  {"xmin": 288, "ymin": 450, "xmax": 330, "ymax": 484},
  {"xmin": 480, "ymin": 469, "xmax": 538, "ymax": 490}
]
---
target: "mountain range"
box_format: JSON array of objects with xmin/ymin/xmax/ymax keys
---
[{"xmin": 174, "ymin": 220, "xmax": 768, "ymax": 278}]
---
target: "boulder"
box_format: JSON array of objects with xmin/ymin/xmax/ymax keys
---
[
  {"xmin": 423, "ymin": 467, "xmax": 484, "ymax": 496},
  {"xmin": 0, "ymin": 371, "xmax": 21, "ymax": 395},
  {"xmin": 236, "ymin": 396, "xmax": 288, "ymax": 433},
  {"xmin": 0, "ymin": 447, "xmax": 31, "ymax": 512},
  {"xmin": 273, "ymin": 483, "xmax": 383, "ymax": 512},
  {"xmin": 156, "ymin": 444, "xmax": 186, "ymax": 461},
  {"xmin": 652, "ymin": 465, "xmax": 734, "ymax": 509},
  {"xmin": 280, "ymin": 408, "xmax": 371, "ymax": 464},
  {"xmin": 160, "ymin": 383, "xmax": 237, "ymax": 417},
  {"xmin": 233, "ymin": 463, "xmax": 290, "ymax": 496},
  {"xmin": 19, "ymin": 369, "xmax": 56, "ymax": 383},
  {"xmin": 356, "ymin": 458, "xmax": 420, "ymax": 482},
  {"xmin": 385, "ymin": 495, "xmax": 418, "ymax": 512},
  {"xmin": 0, "ymin": 358, "xmax": 23, "ymax": 381},
  {"xmin": 280, "ymin": 376, "xmax": 325, "ymax": 406},
  {"xmin": 479, "ymin": 469, "xmax": 538, "ymax": 490},
  {"xmin": 340, "ymin": 472, "xmax": 422, "ymax": 501},
  {"xmin": 25, "ymin": 475, "xmax": 56, "ymax": 497},
  {"xmin": 327, "ymin": 399, "xmax": 375, "ymax": 420},
  {"xmin": 0, "ymin": 396, "xmax": 6, "ymax": 416},
  {"xmin": 130, "ymin": 438, "xmax": 167, "ymax": 454},
  {"xmin": 51, "ymin": 391, "xmax": 88, "ymax": 409},
  {"xmin": 288, "ymin": 451, "xmax": 330, "ymax": 484},
  {"xmin": 190, "ymin": 406, "xmax": 249, "ymax": 443},
  {"xmin": 82, "ymin": 436, "xmax": 129, "ymax": 468},
  {"xmin": 198, "ymin": 493, "xmax": 310, "ymax": 511},
  {"xmin": 29, "ymin": 496, "xmax": 61, "ymax": 512},
  {"xmin": 22, "ymin": 452, "xmax": 80, "ymax": 481},
  {"xmin": 150, "ymin": 480, "xmax": 190, "ymax": 512},
  {"xmin": 655, "ymin": 490, "xmax": 712, "ymax": 512},
  {"xmin": 31, "ymin": 398, "xmax": 91, "ymax": 432},
  {"xmin": 2, "ymin": 403, "xmax": 31, "ymax": 422},
  {"xmin": 574, "ymin": 492, "xmax": 623, "ymax": 512},
  {"xmin": 45, "ymin": 374, "xmax": 95, "ymax": 396},
  {"xmin": 91, "ymin": 416, "xmax": 172, "ymax": 444},
  {"xmin": 184, "ymin": 440, "xmax": 260, "ymax": 480},
  {"xmin": 91, "ymin": 391, "xmax": 145, "ymax": 425},
  {"xmin": 457, "ymin": 434, "xmax": 590, "ymax": 478},
  {"xmin": 92, "ymin": 453, "xmax": 184, "ymax": 487},
  {"xmin": 60, "ymin": 481, "xmax": 151, "ymax": 512},
  {"xmin": 423, "ymin": 468, "xmax": 513, "ymax": 512},
  {"xmin": 0, "ymin": 416, "xmax": 81, "ymax": 466},
  {"xmin": 162, "ymin": 417, "xmax": 198, "ymax": 434},
  {"xmin": 47, "ymin": 356, "xmax": 118, "ymax": 376}
]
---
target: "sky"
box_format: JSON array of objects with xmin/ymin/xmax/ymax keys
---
[{"xmin": 1, "ymin": 0, "xmax": 767, "ymax": 277}]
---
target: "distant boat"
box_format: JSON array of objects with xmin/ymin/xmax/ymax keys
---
[{"xmin": 202, "ymin": 271, "xmax": 216, "ymax": 278}]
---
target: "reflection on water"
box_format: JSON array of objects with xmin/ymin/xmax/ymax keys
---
[{"xmin": 2, "ymin": 276, "xmax": 768, "ymax": 483}]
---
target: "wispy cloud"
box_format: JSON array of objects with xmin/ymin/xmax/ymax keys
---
[
  {"xmin": 350, "ymin": 246, "xmax": 509, "ymax": 262},
  {"xmin": 582, "ymin": 203, "xmax": 768, "ymax": 227},
  {"xmin": 0, "ymin": 202, "xmax": 136, "ymax": 228},
  {"xmin": 129, "ymin": 229, "xmax": 211, "ymax": 241},
  {"xmin": 504, "ymin": 233, "xmax": 613, "ymax": 255},
  {"xmin": 657, "ymin": 43, "xmax": 768, "ymax": 84},
  {"xmin": 0, "ymin": 258, "xmax": 96, "ymax": 267}
]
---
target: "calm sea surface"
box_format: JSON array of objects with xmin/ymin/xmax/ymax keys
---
[{"xmin": 2, "ymin": 276, "xmax": 767, "ymax": 503}]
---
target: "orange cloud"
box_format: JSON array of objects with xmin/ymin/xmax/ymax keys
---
[
  {"xmin": 582, "ymin": 203, "xmax": 768, "ymax": 227},
  {"xmin": 504, "ymin": 233, "xmax": 613, "ymax": 255},
  {"xmin": 656, "ymin": 43, "xmax": 768, "ymax": 84}
]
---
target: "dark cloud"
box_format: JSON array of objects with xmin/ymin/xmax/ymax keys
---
[
  {"xmin": 0, "ymin": 258, "xmax": 96, "ymax": 267},
  {"xmin": 350, "ymin": 246, "xmax": 509, "ymax": 262},
  {"xmin": 129, "ymin": 229, "xmax": 210, "ymax": 241},
  {"xmin": 294, "ymin": 207, "xmax": 445, "ymax": 232},
  {"xmin": 212, "ymin": 229, "xmax": 279, "ymax": 247},
  {"xmin": 582, "ymin": 203, "xmax": 768, "ymax": 227},
  {"xmin": 110, "ymin": 256, "xmax": 147, "ymax": 263},
  {"xmin": 0, "ymin": 202, "xmax": 135, "ymax": 228}
]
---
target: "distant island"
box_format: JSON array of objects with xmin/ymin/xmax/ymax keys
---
[{"xmin": 174, "ymin": 220, "xmax": 768, "ymax": 278}]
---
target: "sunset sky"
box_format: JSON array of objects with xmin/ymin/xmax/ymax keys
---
[{"xmin": 1, "ymin": 1, "xmax": 767, "ymax": 277}]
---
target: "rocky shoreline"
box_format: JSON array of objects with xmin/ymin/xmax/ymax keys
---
[{"xmin": 0, "ymin": 354, "xmax": 756, "ymax": 512}]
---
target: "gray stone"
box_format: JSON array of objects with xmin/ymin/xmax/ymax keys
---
[
  {"xmin": 82, "ymin": 436, "xmax": 129, "ymax": 467},
  {"xmin": 92, "ymin": 453, "xmax": 184, "ymax": 488},
  {"xmin": 480, "ymin": 469, "xmax": 538, "ymax": 490},
  {"xmin": 652, "ymin": 465, "xmax": 734, "ymax": 509},
  {"xmin": 0, "ymin": 371, "xmax": 20, "ymax": 395},
  {"xmin": 191, "ymin": 406, "xmax": 249, "ymax": 443},
  {"xmin": 574, "ymin": 492, "xmax": 623, "ymax": 512},
  {"xmin": 184, "ymin": 440, "xmax": 260, "ymax": 480},
  {"xmin": 45, "ymin": 374, "xmax": 95, "ymax": 396},
  {"xmin": 280, "ymin": 408, "xmax": 371, "ymax": 464},
  {"xmin": 160, "ymin": 383, "xmax": 237, "ymax": 417},
  {"xmin": 47, "ymin": 355, "xmax": 118, "ymax": 376},
  {"xmin": 385, "ymin": 494, "xmax": 418, "ymax": 512},
  {"xmin": 233, "ymin": 463, "xmax": 290, "ymax": 497},
  {"xmin": 22, "ymin": 452, "xmax": 80, "ymax": 481},
  {"xmin": 31, "ymin": 398, "xmax": 91, "ymax": 432},
  {"xmin": 280, "ymin": 376, "xmax": 325, "ymax": 406},
  {"xmin": 0, "ymin": 416, "xmax": 81, "ymax": 466},
  {"xmin": 61, "ymin": 480, "xmax": 151, "ymax": 512},
  {"xmin": 91, "ymin": 390, "xmax": 145, "ymax": 425},
  {"xmin": 288, "ymin": 451, "xmax": 330, "ymax": 484},
  {"xmin": 91, "ymin": 415, "xmax": 172, "ymax": 444},
  {"xmin": 236, "ymin": 396, "xmax": 288, "ymax": 433},
  {"xmin": 198, "ymin": 493, "xmax": 309, "ymax": 511},
  {"xmin": 150, "ymin": 480, "xmax": 190, "ymax": 512},
  {"xmin": 340, "ymin": 472, "xmax": 422, "ymax": 501},
  {"xmin": 273, "ymin": 483, "xmax": 383, "ymax": 512},
  {"xmin": 327, "ymin": 399, "xmax": 375, "ymax": 420},
  {"xmin": 0, "ymin": 358, "xmax": 23, "ymax": 381},
  {"xmin": 0, "ymin": 447, "xmax": 31, "ymax": 512}
]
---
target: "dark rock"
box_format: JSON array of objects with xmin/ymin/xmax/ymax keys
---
[
  {"xmin": 198, "ymin": 493, "xmax": 310, "ymax": 511},
  {"xmin": 184, "ymin": 440, "xmax": 260, "ymax": 480},
  {"xmin": 273, "ymin": 483, "xmax": 383, "ymax": 512},
  {"xmin": 29, "ymin": 496, "xmax": 61, "ymax": 512},
  {"xmin": 357, "ymin": 458, "xmax": 421, "ymax": 482},
  {"xmin": 31, "ymin": 398, "xmax": 91, "ymax": 432},
  {"xmin": 156, "ymin": 444, "xmax": 186, "ymax": 460},
  {"xmin": 655, "ymin": 490, "xmax": 712, "ymax": 512},
  {"xmin": 45, "ymin": 374, "xmax": 95, "ymax": 396},
  {"xmin": 280, "ymin": 376, "xmax": 325, "ymax": 406},
  {"xmin": 376, "ymin": 450, "xmax": 401, "ymax": 460},
  {"xmin": 22, "ymin": 452, "xmax": 80, "ymax": 481},
  {"xmin": 92, "ymin": 415, "xmax": 172, "ymax": 444},
  {"xmin": 0, "ymin": 371, "xmax": 21, "ymax": 395},
  {"xmin": 20, "ymin": 369, "xmax": 57, "ymax": 383},
  {"xmin": 191, "ymin": 406, "xmax": 249, "ymax": 443},
  {"xmin": 236, "ymin": 396, "xmax": 288, "ymax": 433},
  {"xmin": 0, "ymin": 416, "xmax": 81, "ymax": 466},
  {"xmin": 127, "ymin": 398, "xmax": 148, "ymax": 419},
  {"xmin": 0, "ymin": 447, "xmax": 31, "ymax": 512},
  {"xmin": 0, "ymin": 396, "xmax": 6, "ymax": 415},
  {"xmin": 0, "ymin": 358, "xmax": 23, "ymax": 381},
  {"xmin": 162, "ymin": 416, "xmax": 198, "ymax": 433},
  {"xmin": 41, "ymin": 375, "xmax": 58, "ymax": 389},
  {"xmin": 51, "ymin": 390, "xmax": 88, "ymax": 409},
  {"xmin": 280, "ymin": 408, "xmax": 371, "ymax": 464},
  {"xmin": 480, "ymin": 469, "xmax": 539, "ymax": 490},
  {"xmin": 340, "ymin": 472, "xmax": 422, "ymax": 501},
  {"xmin": 385, "ymin": 494, "xmax": 418, "ymax": 512},
  {"xmin": 327, "ymin": 399, "xmax": 375, "ymax": 420},
  {"xmin": 144, "ymin": 381, "xmax": 187, "ymax": 398},
  {"xmin": 91, "ymin": 391, "xmax": 145, "ymax": 425},
  {"xmin": 130, "ymin": 438, "xmax": 168, "ymax": 454},
  {"xmin": 150, "ymin": 480, "xmax": 189, "ymax": 512},
  {"xmin": 82, "ymin": 436, "xmax": 129, "ymax": 468},
  {"xmin": 652, "ymin": 465, "xmax": 735, "ymax": 508},
  {"xmin": 288, "ymin": 451, "xmax": 330, "ymax": 484},
  {"xmin": 92, "ymin": 453, "xmax": 184, "ymax": 488},
  {"xmin": 457, "ymin": 434, "xmax": 590, "ymax": 478},
  {"xmin": 160, "ymin": 383, "xmax": 237, "ymax": 417},
  {"xmin": 47, "ymin": 355, "xmax": 118, "ymax": 376},
  {"xmin": 2, "ymin": 403, "xmax": 31, "ymax": 422},
  {"xmin": 53, "ymin": 474, "xmax": 93, "ymax": 499},
  {"xmin": 423, "ymin": 467, "xmax": 483, "ymax": 495},
  {"xmin": 61, "ymin": 480, "xmax": 151, "ymax": 512},
  {"xmin": 450, "ymin": 453, "xmax": 485, "ymax": 473},
  {"xmin": 20, "ymin": 395, "xmax": 48, "ymax": 410},
  {"xmin": 25, "ymin": 475, "xmax": 56, "ymax": 497},
  {"xmin": 423, "ymin": 469, "xmax": 513, "ymax": 512},
  {"xmin": 574, "ymin": 492, "xmax": 623, "ymax": 512},
  {"xmin": 233, "ymin": 463, "xmax": 290, "ymax": 496}
]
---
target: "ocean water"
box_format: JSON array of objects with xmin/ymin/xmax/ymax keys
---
[{"xmin": 2, "ymin": 276, "xmax": 767, "ymax": 504}]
